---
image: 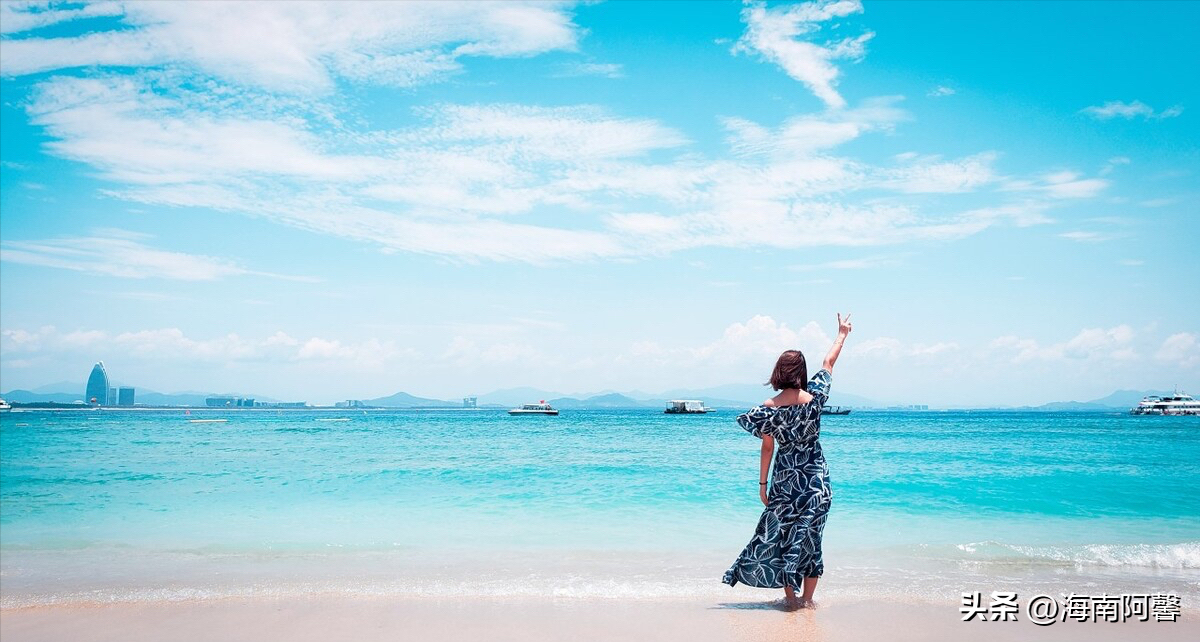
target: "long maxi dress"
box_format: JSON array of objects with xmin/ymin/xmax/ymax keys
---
[{"xmin": 721, "ymin": 368, "xmax": 834, "ymax": 589}]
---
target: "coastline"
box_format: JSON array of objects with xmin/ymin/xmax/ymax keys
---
[{"xmin": 3, "ymin": 595, "xmax": 1196, "ymax": 642}]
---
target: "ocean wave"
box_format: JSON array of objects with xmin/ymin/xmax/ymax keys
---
[{"xmin": 953, "ymin": 541, "xmax": 1200, "ymax": 569}]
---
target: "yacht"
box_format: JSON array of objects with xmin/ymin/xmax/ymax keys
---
[
  {"xmin": 509, "ymin": 401, "xmax": 559, "ymax": 416},
  {"xmin": 664, "ymin": 400, "xmax": 714, "ymax": 414},
  {"xmin": 821, "ymin": 405, "xmax": 851, "ymax": 415},
  {"xmin": 0, "ymin": 399, "xmax": 11, "ymax": 412},
  {"xmin": 1130, "ymin": 392, "xmax": 1200, "ymax": 416}
]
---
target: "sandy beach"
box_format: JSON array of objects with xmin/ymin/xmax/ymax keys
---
[{"xmin": 1, "ymin": 596, "xmax": 1195, "ymax": 642}]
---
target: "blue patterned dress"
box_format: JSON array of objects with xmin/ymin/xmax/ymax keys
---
[{"xmin": 722, "ymin": 368, "xmax": 833, "ymax": 589}]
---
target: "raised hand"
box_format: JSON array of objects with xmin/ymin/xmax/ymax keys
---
[{"xmin": 837, "ymin": 312, "xmax": 852, "ymax": 336}]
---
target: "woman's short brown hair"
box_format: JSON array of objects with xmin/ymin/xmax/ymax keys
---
[{"xmin": 768, "ymin": 350, "xmax": 808, "ymax": 391}]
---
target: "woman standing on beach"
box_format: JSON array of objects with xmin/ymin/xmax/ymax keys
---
[{"xmin": 721, "ymin": 313, "xmax": 852, "ymax": 608}]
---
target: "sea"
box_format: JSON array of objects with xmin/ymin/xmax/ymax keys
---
[{"xmin": 1, "ymin": 408, "xmax": 1197, "ymax": 608}]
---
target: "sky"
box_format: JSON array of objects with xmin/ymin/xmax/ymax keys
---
[{"xmin": 0, "ymin": 0, "xmax": 1197, "ymax": 407}]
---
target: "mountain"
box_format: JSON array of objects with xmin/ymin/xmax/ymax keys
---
[
  {"xmin": 656, "ymin": 383, "xmax": 883, "ymax": 408},
  {"xmin": 1, "ymin": 389, "xmax": 85, "ymax": 403},
  {"xmin": 363, "ymin": 391, "xmax": 458, "ymax": 408},
  {"xmin": 1086, "ymin": 389, "xmax": 1173, "ymax": 407},
  {"xmin": 548, "ymin": 393, "xmax": 652, "ymax": 409},
  {"xmin": 1031, "ymin": 389, "xmax": 1172, "ymax": 411},
  {"xmin": 31, "ymin": 381, "xmax": 85, "ymax": 394},
  {"xmin": 475, "ymin": 387, "xmax": 568, "ymax": 407},
  {"xmin": 0, "ymin": 388, "xmax": 281, "ymax": 406}
]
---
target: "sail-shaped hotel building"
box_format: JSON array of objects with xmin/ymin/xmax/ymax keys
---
[{"xmin": 86, "ymin": 361, "xmax": 110, "ymax": 406}]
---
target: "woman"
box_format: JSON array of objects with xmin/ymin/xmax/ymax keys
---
[{"xmin": 721, "ymin": 313, "xmax": 852, "ymax": 608}]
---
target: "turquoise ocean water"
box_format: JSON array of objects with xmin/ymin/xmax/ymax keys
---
[{"xmin": 1, "ymin": 409, "xmax": 1197, "ymax": 607}]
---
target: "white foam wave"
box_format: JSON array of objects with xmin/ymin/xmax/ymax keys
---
[{"xmin": 954, "ymin": 541, "xmax": 1200, "ymax": 569}]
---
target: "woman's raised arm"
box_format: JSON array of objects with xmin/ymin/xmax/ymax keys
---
[{"xmin": 821, "ymin": 312, "xmax": 852, "ymax": 372}]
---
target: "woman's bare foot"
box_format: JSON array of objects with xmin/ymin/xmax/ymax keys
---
[{"xmin": 778, "ymin": 596, "xmax": 803, "ymax": 611}]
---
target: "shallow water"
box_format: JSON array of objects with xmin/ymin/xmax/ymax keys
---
[{"xmin": 2, "ymin": 408, "xmax": 1197, "ymax": 606}]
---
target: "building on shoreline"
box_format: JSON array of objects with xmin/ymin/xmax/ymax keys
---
[
  {"xmin": 118, "ymin": 387, "xmax": 135, "ymax": 406},
  {"xmin": 206, "ymin": 396, "xmax": 255, "ymax": 408},
  {"xmin": 86, "ymin": 362, "xmax": 109, "ymax": 406}
]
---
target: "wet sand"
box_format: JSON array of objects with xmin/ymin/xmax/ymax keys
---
[{"xmin": 2, "ymin": 595, "xmax": 1195, "ymax": 642}]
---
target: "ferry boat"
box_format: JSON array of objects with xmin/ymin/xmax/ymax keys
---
[
  {"xmin": 664, "ymin": 400, "xmax": 714, "ymax": 414},
  {"xmin": 821, "ymin": 405, "xmax": 851, "ymax": 416},
  {"xmin": 1130, "ymin": 392, "xmax": 1200, "ymax": 416},
  {"xmin": 508, "ymin": 401, "xmax": 559, "ymax": 415}
]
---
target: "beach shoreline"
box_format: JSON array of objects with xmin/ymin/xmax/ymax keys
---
[{"xmin": 3, "ymin": 594, "xmax": 1196, "ymax": 642}]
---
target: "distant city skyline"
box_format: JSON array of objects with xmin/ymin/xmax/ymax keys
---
[{"xmin": 1, "ymin": 1, "xmax": 1197, "ymax": 406}]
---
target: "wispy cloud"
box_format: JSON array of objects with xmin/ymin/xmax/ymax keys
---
[
  {"xmin": 1156, "ymin": 333, "xmax": 1200, "ymax": 369},
  {"xmin": 1003, "ymin": 170, "xmax": 1108, "ymax": 199},
  {"xmin": 553, "ymin": 61, "xmax": 624, "ymax": 78},
  {"xmin": 1058, "ymin": 231, "xmax": 1115, "ymax": 243},
  {"xmin": 733, "ymin": 0, "xmax": 873, "ymax": 109},
  {"xmin": 0, "ymin": 325, "xmax": 409, "ymax": 368},
  {"xmin": 990, "ymin": 325, "xmax": 1137, "ymax": 363},
  {"xmin": 1099, "ymin": 156, "xmax": 1130, "ymax": 175},
  {"xmin": 790, "ymin": 254, "xmax": 904, "ymax": 271},
  {"xmin": 1081, "ymin": 100, "xmax": 1183, "ymax": 120},
  {"xmin": 927, "ymin": 86, "xmax": 955, "ymax": 97},
  {"xmin": 1, "ymin": 5, "xmax": 1116, "ymax": 266},
  {"xmin": 0, "ymin": 2, "xmax": 582, "ymax": 91},
  {"xmin": 881, "ymin": 151, "xmax": 999, "ymax": 193},
  {"xmin": 0, "ymin": 231, "xmax": 317, "ymax": 281}
]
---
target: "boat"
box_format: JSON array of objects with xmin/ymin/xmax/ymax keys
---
[
  {"xmin": 0, "ymin": 399, "xmax": 11, "ymax": 412},
  {"xmin": 1130, "ymin": 392, "xmax": 1200, "ymax": 416},
  {"xmin": 664, "ymin": 400, "xmax": 714, "ymax": 414},
  {"xmin": 821, "ymin": 406, "xmax": 851, "ymax": 415},
  {"xmin": 508, "ymin": 401, "xmax": 559, "ymax": 415}
]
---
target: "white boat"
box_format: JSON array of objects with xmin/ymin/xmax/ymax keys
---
[
  {"xmin": 509, "ymin": 402, "xmax": 559, "ymax": 415},
  {"xmin": 0, "ymin": 399, "xmax": 11, "ymax": 412},
  {"xmin": 664, "ymin": 400, "xmax": 713, "ymax": 414},
  {"xmin": 1130, "ymin": 392, "xmax": 1200, "ymax": 416}
]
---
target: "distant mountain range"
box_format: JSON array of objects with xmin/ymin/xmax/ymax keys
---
[
  {"xmin": 0, "ymin": 383, "xmax": 280, "ymax": 407},
  {"xmin": 0, "ymin": 383, "xmax": 1173, "ymax": 411},
  {"xmin": 1025, "ymin": 389, "xmax": 1172, "ymax": 411}
]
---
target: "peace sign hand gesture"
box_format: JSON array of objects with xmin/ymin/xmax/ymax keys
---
[{"xmin": 837, "ymin": 312, "xmax": 853, "ymax": 336}]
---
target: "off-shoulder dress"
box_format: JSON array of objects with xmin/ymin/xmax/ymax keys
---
[{"xmin": 721, "ymin": 368, "xmax": 834, "ymax": 589}]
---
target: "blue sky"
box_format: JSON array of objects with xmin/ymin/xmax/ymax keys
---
[{"xmin": 1, "ymin": 0, "xmax": 1196, "ymax": 406}]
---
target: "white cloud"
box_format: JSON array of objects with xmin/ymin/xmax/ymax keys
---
[
  {"xmin": 722, "ymin": 95, "xmax": 906, "ymax": 156},
  {"xmin": 1003, "ymin": 170, "xmax": 1108, "ymax": 199},
  {"xmin": 0, "ymin": 231, "xmax": 315, "ymax": 281},
  {"xmin": 850, "ymin": 337, "xmax": 958, "ymax": 360},
  {"xmin": 927, "ymin": 86, "xmax": 955, "ymax": 97},
  {"xmin": 790, "ymin": 254, "xmax": 903, "ymax": 270},
  {"xmin": 733, "ymin": 0, "xmax": 873, "ymax": 109},
  {"xmin": 0, "ymin": 1, "xmax": 124, "ymax": 35},
  {"xmin": 23, "ymin": 72, "xmax": 1070, "ymax": 263},
  {"xmin": 553, "ymin": 61, "xmax": 624, "ymax": 78},
  {"xmin": 1, "ymin": 1, "xmax": 581, "ymax": 92},
  {"xmin": 881, "ymin": 151, "xmax": 999, "ymax": 193},
  {"xmin": 616, "ymin": 316, "xmax": 832, "ymax": 375},
  {"xmin": 1099, "ymin": 156, "xmax": 1130, "ymax": 176},
  {"xmin": 990, "ymin": 325, "xmax": 1137, "ymax": 363},
  {"xmin": 1081, "ymin": 100, "xmax": 1184, "ymax": 120},
  {"xmin": 1156, "ymin": 333, "xmax": 1200, "ymax": 369},
  {"xmin": 1058, "ymin": 231, "xmax": 1115, "ymax": 243},
  {"xmin": 1140, "ymin": 197, "xmax": 1178, "ymax": 208},
  {"xmin": 0, "ymin": 325, "xmax": 408, "ymax": 368}
]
